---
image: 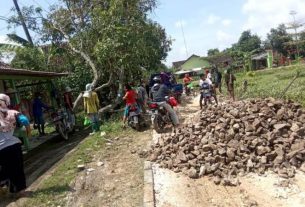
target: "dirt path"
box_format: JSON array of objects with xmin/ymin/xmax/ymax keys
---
[
  {"xmin": 153, "ymin": 95, "xmax": 305, "ymax": 207},
  {"xmin": 65, "ymin": 131, "xmax": 152, "ymax": 207}
]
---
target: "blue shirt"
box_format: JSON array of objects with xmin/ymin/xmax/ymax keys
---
[
  {"xmin": 33, "ymin": 98, "xmax": 48, "ymax": 117},
  {"xmin": 17, "ymin": 114, "xmax": 30, "ymax": 126}
]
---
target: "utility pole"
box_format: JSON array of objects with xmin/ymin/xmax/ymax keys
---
[
  {"xmin": 12, "ymin": 0, "xmax": 33, "ymax": 45},
  {"xmin": 289, "ymin": 10, "xmax": 300, "ymax": 59},
  {"xmin": 180, "ymin": 21, "xmax": 189, "ymax": 58}
]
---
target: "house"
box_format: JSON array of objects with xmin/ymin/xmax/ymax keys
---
[
  {"xmin": 0, "ymin": 65, "xmax": 67, "ymax": 119},
  {"xmin": 251, "ymin": 50, "xmax": 273, "ymax": 70},
  {"xmin": 172, "ymin": 54, "xmax": 211, "ymax": 77}
]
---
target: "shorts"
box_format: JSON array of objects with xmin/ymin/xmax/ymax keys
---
[
  {"xmin": 124, "ymin": 105, "xmax": 139, "ymax": 117},
  {"xmin": 34, "ymin": 115, "xmax": 45, "ymax": 125},
  {"xmin": 88, "ymin": 113, "xmax": 99, "ymax": 124}
]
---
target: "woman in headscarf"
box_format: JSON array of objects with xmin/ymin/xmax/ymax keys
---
[
  {"xmin": 83, "ymin": 84, "xmax": 100, "ymax": 135},
  {"xmin": 0, "ymin": 94, "xmax": 28, "ymax": 197}
]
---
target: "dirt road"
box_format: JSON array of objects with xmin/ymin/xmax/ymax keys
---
[{"xmin": 64, "ymin": 131, "xmax": 152, "ymax": 207}]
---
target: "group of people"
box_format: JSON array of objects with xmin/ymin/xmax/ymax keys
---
[
  {"xmin": 122, "ymin": 76, "xmax": 179, "ymax": 128},
  {"xmin": 0, "ymin": 85, "xmax": 76, "ymax": 197},
  {"xmin": 182, "ymin": 61, "xmax": 236, "ymax": 109}
]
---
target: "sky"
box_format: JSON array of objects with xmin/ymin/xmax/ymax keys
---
[{"xmin": 1, "ymin": 0, "xmax": 305, "ymax": 65}]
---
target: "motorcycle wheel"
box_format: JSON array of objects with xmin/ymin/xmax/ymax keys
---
[
  {"xmin": 177, "ymin": 94, "xmax": 182, "ymax": 103},
  {"xmin": 133, "ymin": 116, "xmax": 140, "ymax": 131},
  {"xmin": 153, "ymin": 114, "xmax": 165, "ymax": 133},
  {"xmin": 57, "ymin": 122, "xmax": 69, "ymax": 140}
]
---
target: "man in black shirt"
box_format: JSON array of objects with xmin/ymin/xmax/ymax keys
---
[{"xmin": 150, "ymin": 76, "xmax": 179, "ymax": 126}]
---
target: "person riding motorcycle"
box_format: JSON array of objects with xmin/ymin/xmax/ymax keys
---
[
  {"xmin": 150, "ymin": 76, "xmax": 179, "ymax": 127},
  {"xmin": 199, "ymin": 74, "xmax": 218, "ymax": 109}
]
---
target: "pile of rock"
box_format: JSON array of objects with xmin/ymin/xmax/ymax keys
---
[{"xmin": 149, "ymin": 98, "xmax": 305, "ymax": 186}]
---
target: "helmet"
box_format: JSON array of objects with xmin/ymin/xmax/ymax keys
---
[
  {"xmin": 153, "ymin": 76, "xmax": 162, "ymax": 83},
  {"xmin": 0, "ymin": 93, "xmax": 10, "ymax": 108},
  {"xmin": 65, "ymin": 86, "xmax": 72, "ymax": 92},
  {"xmin": 85, "ymin": 83, "xmax": 93, "ymax": 91}
]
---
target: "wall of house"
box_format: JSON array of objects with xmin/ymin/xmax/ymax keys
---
[{"xmin": 181, "ymin": 56, "xmax": 211, "ymax": 71}]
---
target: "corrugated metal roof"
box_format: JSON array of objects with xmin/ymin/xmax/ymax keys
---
[{"xmin": 0, "ymin": 66, "xmax": 68, "ymax": 78}]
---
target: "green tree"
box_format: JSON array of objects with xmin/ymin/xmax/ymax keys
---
[
  {"xmin": 237, "ymin": 30, "xmax": 261, "ymax": 53},
  {"xmin": 266, "ymin": 24, "xmax": 292, "ymax": 56},
  {"xmin": 8, "ymin": 0, "xmax": 171, "ymax": 112},
  {"xmin": 207, "ymin": 48, "xmax": 220, "ymax": 56}
]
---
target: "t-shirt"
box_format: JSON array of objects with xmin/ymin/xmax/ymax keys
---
[
  {"xmin": 199, "ymin": 79, "xmax": 212, "ymax": 89},
  {"xmin": 125, "ymin": 90, "xmax": 137, "ymax": 106},
  {"xmin": 200, "ymin": 79, "xmax": 212, "ymax": 87},
  {"xmin": 137, "ymin": 86, "xmax": 147, "ymax": 102},
  {"xmin": 83, "ymin": 91, "xmax": 100, "ymax": 114},
  {"xmin": 151, "ymin": 84, "xmax": 170, "ymax": 102},
  {"xmin": 183, "ymin": 77, "xmax": 192, "ymax": 84},
  {"xmin": 32, "ymin": 98, "xmax": 48, "ymax": 117}
]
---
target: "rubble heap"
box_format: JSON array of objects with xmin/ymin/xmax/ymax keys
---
[{"xmin": 149, "ymin": 98, "xmax": 305, "ymax": 186}]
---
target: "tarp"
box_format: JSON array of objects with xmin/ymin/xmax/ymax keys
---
[
  {"xmin": 191, "ymin": 67, "xmax": 203, "ymax": 72},
  {"xmin": 174, "ymin": 70, "xmax": 191, "ymax": 75}
]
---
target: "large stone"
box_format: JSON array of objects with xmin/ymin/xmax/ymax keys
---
[
  {"xmin": 256, "ymin": 146, "xmax": 270, "ymax": 156},
  {"xmin": 177, "ymin": 151, "xmax": 188, "ymax": 163},
  {"xmin": 274, "ymin": 124, "xmax": 289, "ymax": 130},
  {"xmin": 291, "ymin": 123, "xmax": 300, "ymax": 132},
  {"xmin": 202, "ymin": 145, "xmax": 213, "ymax": 152},
  {"xmin": 188, "ymin": 168, "xmax": 198, "ymax": 178}
]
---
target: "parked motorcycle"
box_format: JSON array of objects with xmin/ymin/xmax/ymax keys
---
[
  {"xmin": 149, "ymin": 96, "xmax": 178, "ymax": 133},
  {"xmin": 50, "ymin": 108, "xmax": 75, "ymax": 140},
  {"xmin": 127, "ymin": 105, "xmax": 141, "ymax": 131}
]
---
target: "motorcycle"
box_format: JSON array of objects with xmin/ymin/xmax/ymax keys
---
[
  {"xmin": 172, "ymin": 84, "xmax": 183, "ymax": 104},
  {"xmin": 127, "ymin": 105, "xmax": 142, "ymax": 131},
  {"xmin": 149, "ymin": 96, "xmax": 178, "ymax": 133},
  {"xmin": 200, "ymin": 84, "xmax": 215, "ymax": 107},
  {"xmin": 50, "ymin": 108, "xmax": 75, "ymax": 140}
]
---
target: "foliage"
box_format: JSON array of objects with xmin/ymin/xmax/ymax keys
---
[
  {"xmin": 265, "ymin": 24, "xmax": 292, "ymax": 56},
  {"xmin": 7, "ymin": 0, "xmax": 171, "ymax": 113},
  {"xmin": 237, "ymin": 30, "xmax": 262, "ymax": 53},
  {"xmin": 207, "ymin": 48, "xmax": 220, "ymax": 56}
]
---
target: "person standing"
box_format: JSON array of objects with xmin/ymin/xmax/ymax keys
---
[
  {"xmin": 122, "ymin": 84, "xmax": 138, "ymax": 127},
  {"xmin": 83, "ymin": 84, "xmax": 100, "ymax": 135},
  {"xmin": 183, "ymin": 73, "xmax": 193, "ymax": 95},
  {"xmin": 137, "ymin": 81, "xmax": 148, "ymax": 113},
  {"xmin": 63, "ymin": 86, "xmax": 75, "ymax": 128},
  {"xmin": 0, "ymin": 94, "xmax": 29, "ymax": 197},
  {"xmin": 224, "ymin": 62, "xmax": 236, "ymax": 101},
  {"xmin": 32, "ymin": 92, "xmax": 49, "ymax": 136},
  {"xmin": 211, "ymin": 66, "xmax": 222, "ymax": 94}
]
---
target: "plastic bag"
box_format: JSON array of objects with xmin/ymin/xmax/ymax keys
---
[{"xmin": 84, "ymin": 116, "xmax": 91, "ymax": 126}]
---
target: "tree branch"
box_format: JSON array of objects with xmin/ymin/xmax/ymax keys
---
[{"xmin": 51, "ymin": 24, "xmax": 100, "ymax": 86}]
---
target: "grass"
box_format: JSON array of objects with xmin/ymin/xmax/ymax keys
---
[
  {"xmin": 24, "ymin": 118, "xmax": 129, "ymax": 207},
  {"xmin": 233, "ymin": 64, "xmax": 305, "ymax": 106}
]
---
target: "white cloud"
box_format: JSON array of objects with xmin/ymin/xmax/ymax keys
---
[
  {"xmin": 175, "ymin": 20, "xmax": 187, "ymax": 28},
  {"xmin": 207, "ymin": 14, "xmax": 221, "ymax": 25},
  {"xmin": 216, "ymin": 30, "xmax": 233, "ymax": 42},
  {"xmin": 242, "ymin": 0, "xmax": 305, "ymax": 37},
  {"xmin": 222, "ymin": 19, "xmax": 232, "ymax": 27}
]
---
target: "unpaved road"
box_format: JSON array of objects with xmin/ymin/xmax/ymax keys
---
[
  {"xmin": 65, "ymin": 131, "xmax": 152, "ymax": 207},
  {"xmin": 153, "ymin": 95, "xmax": 305, "ymax": 207}
]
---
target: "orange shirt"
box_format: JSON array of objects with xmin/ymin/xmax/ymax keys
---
[{"xmin": 183, "ymin": 77, "xmax": 192, "ymax": 84}]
